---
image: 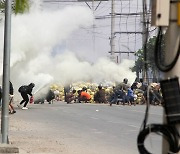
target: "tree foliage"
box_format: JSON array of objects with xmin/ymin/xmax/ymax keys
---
[
  {"xmin": 0, "ymin": 0, "xmax": 29, "ymax": 14},
  {"xmin": 132, "ymin": 35, "xmax": 164, "ymax": 81},
  {"xmin": 14, "ymin": 0, "xmax": 29, "ymax": 14}
]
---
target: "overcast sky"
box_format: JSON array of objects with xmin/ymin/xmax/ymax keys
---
[
  {"xmin": 0, "ymin": 0, "xmax": 157, "ymax": 99},
  {"xmin": 0, "ymin": 0, "xmax": 142, "ymax": 96},
  {"xmin": 42, "ymin": 0, "xmax": 153, "ymax": 63}
]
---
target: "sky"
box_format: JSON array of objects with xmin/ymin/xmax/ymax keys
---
[
  {"xmin": 42, "ymin": 0, "xmax": 145, "ymax": 62},
  {"xmin": 0, "ymin": 0, "xmax": 141, "ymax": 97}
]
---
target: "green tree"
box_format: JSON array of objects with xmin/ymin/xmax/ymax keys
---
[
  {"xmin": 131, "ymin": 49, "xmax": 144, "ymax": 80},
  {"xmin": 0, "ymin": 0, "xmax": 29, "ymax": 14},
  {"xmin": 14, "ymin": 0, "xmax": 29, "ymax": 14},
  {"xmin": 133, "ymin": 36, "xmax": 164, "ymax": 82},
  {"xmin": 146, "ymin": 36, "xmax": 161, "ymax": 82}
]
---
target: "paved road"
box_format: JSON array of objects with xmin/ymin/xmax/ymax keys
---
[{"xmin": 9, "ymin": 102, "xmax": 164, "ymax": 154}]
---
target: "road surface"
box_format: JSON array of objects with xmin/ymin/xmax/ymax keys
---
[{"xmin": 7, "ymin": 102, "xmax": 163, "ymax": 154}]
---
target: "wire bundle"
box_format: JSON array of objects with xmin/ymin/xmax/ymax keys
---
[
  {"xmin": 137, "ymin": 86, "xmax": 180, "ymax": 154},
  {"xmin": 137, "ymin": 124, "xmax": 180, "ymax": 154},
  {"xmin": 154, "ymin": 27, "xmax": 180, "ymax": 72}
]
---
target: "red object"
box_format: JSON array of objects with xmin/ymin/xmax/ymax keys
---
[
  {"xmin": 30, "ymin": 96, "xmax": 34, "ymax": 104},
  {"xmin": 80, "ymin": 91, "xmax": 91, "ymax": 100}
]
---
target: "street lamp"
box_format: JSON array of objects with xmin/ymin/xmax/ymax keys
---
[{"xmin": 1, "ymin": 0, "xmax": 11, "ymax": 144}]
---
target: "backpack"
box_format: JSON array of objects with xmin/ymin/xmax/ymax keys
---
[{"xmin": 18, "ymin": 86, "xmax": 27, "ymax": 93}]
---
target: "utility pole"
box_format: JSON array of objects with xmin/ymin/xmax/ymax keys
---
[
  {"xmin": 142, "ymin": 0, "xmax": 149, "ymax": 83},
  {"xmin": 92, "ymin": 0, "xmax": 95, "ymax": 54},
  {"xmin": 79, "ymin": 0, "xmax": 105, "ymax": 58},
  {"xmin": 110, "ymin": 0, "xmax": 116, "ymax": 62},
  {"xmin": 162, "ymin": 2, "xmax": 180, "ymax": 153},
  {"xmin": 1, "ymin": 0, "xmax": 11, "ymax": 144}
]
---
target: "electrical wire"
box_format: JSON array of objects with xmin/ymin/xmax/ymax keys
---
[
  {"xmin": 137, "ymin": 86, "xmax": 180, "ymax": 154},
  {"xmin": 140, "ymin": 85, "xmax": 150, "ymax": 130},
  {"xmin": 154, "ymin": 27, "xmax": 180, "ymax": 72},
  {"xmin": 137, "ymin": 124, "xmax": 180, "ymax": 154}
]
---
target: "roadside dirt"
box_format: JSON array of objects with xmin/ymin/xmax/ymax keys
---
[
  {"xmin": 9, "ymin": 117, "xmax": 67, "ymax": 154},
  {"xmin": 8, "ymin": 115, "xmax": 96, "ymax": 154}
]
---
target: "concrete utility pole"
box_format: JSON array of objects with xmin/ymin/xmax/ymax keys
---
[
  {"xmin": 92, "ymin": 0, "xmax": 95, "ymax": 54},
  {"xmin": 142, "ymin": 0, "xmax": 149, "ymax": 83},
  {"xmin": 110, "ymin": 0, "xmax": 116, "ymax": 62},
  {"xmin": 162, "ymin": 2, "xmax": 180, "ymax": 153},
  {"xmin": 1, "ymin": 0, "xmax": 11, "ymax": 144}
]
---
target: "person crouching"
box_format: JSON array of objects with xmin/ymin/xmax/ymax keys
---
[
  {"xmin": 65, "ymin": 90, "xmax": 77, "ymax": 104},
  {"xmin": 18, "ymin": 83, "xmax": 35, "ymax": 110},
  {"xmin": 78, "ymin": 87, "xmax": 91, "ymax": 103}
]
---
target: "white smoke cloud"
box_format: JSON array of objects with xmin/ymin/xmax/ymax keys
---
[
  {"xmin": 0, "ymin": 2, "xmax": 136, "ymax": 98},
  {"xmin": 10, "ymin": 5, "xmax": 93, "ymax": 66}
]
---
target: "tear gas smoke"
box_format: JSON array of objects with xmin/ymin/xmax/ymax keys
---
[{"xmin": 0, "ymin": 2, "xmax": 136, "ymax": 99}]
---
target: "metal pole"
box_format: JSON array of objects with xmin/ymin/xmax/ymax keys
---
[
  {"xmin": 142, "ymin": 0, "xmax": 149, "ymax": 83},
  {"xmin": 1, "ymin": 0, "xmax": 11, "ymax": 144},
  {"xmin": 92, "ymin": 0, "xmax": 95, "ymax": 56},
  {"xmin": 110, "ymin": 0, "xmax": 116, "ymax": 62},
  {"xmin": 162, "ymin": 2, "xmax": 180, "ymax": 153}
]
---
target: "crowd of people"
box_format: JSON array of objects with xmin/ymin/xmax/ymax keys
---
[
  {"xmin": 63, "ymin": 78, "xmax": 163, "ymax": 106},
  {"xmin": 0, "ymin": 82, "xmax": 35, "ymax": 114},
  {"xmin": 0, "ymin": 78, "xmax": 163, "ymax": 115}
]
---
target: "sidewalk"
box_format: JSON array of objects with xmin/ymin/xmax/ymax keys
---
[
  {"xmin": 8, "ymin": 115, "xmax": 66, "ymax": 154},
  {"xmin": 0, "ymin": 108, "xmax": 66, "ymax": 153}
]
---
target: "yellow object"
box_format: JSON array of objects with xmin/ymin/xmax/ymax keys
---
[{"xmin": 178, "ymin": 2, "xmax": 180, "ymax": 26}]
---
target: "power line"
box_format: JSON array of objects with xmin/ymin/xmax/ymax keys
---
[
  {"xmin": 108, "ymin": 51, "xmax": 135, "ymax": 53},
  {"xmin": 43, "ymin": 0, "xmax": 78, "ymax": 2},
  {"xmin": 115, "ymin": 31, "xmax": 144, "ymax": 34}
]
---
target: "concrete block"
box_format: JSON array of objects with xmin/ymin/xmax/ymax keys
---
[{"xmin": 0, "ymin": 144, "xmax": 19, "ymax": 153}]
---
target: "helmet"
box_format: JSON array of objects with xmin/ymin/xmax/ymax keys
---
[
  {"xmin": 82, "ymin": 87, "xmax": 87, "ymax": 91},
  {"xmin": 98, "ymin": 85, "xmax": 102, "ymax": 89},
  {"xmin": 123, "ymin": 78, "xmax": 128, "ymax": 84},
  {"xmin": 29, "ymin": 83, "xmax": 35, "ymax": 87}
]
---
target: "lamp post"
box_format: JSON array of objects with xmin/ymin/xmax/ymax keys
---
[{"xmin": 1, "ymin": 0, "xmax": 12, "ymax": 144}]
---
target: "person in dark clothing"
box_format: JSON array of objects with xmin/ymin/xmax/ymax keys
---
[
  {"xmin": 77, "ymin": 90, "xmax": 82, "ymax": 103},
  {"xmin": 115, "ymin": 78, "xmax": 129, "ymax": 92},
  {"xmin": 0, "ymin": 85, "xmax": 2, "ymax": 106},
  {"xmin": 18, "ymin": 83, "xmax": 35, "ymax": 110},
  {"xmin": 65, "ymin": 90, "xmax": 76, "ymax": 104},
  {"xmin": 9, "ymin": 81, "xmax": 16, "ymax": 114},
  {"xmin": 46, "ymin": 89, "xmax": 55, "ymax": 104},
  {"xmin": 64, "ymin": 84, "xmax": 71, "ymax": 102},
  {"xmin": 139, "ymin": 78, "xmax": 148, "ymax": 91},
  {"xmin": 0, "ymin": 82, "xmax": 16, "ymax": 113},
  {"xmin": 131, "ymin": 82, "xmax": 138, "ymax": 90},
  {"xmin": 151, "ymin": 84, "xmax": 162, "ymax": 105},
  {"xmin": 94, "ymin": 85, "xmax": 107, "ymax": 103},
  {"xmin": 9, "ymin": 81, "xmax": 13, "ymax": 95},
  {"xmin": 109, "ymin": 87, "xmax": 126, "ymax": 106},
  {"xmin": 109, "ymin": 78, "xmax": 129, "ymax": 106}
]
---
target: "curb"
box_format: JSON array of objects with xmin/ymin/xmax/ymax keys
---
[{"xmin": 0, "ymin": 144, "xmax": 19, "ymax": 153}]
